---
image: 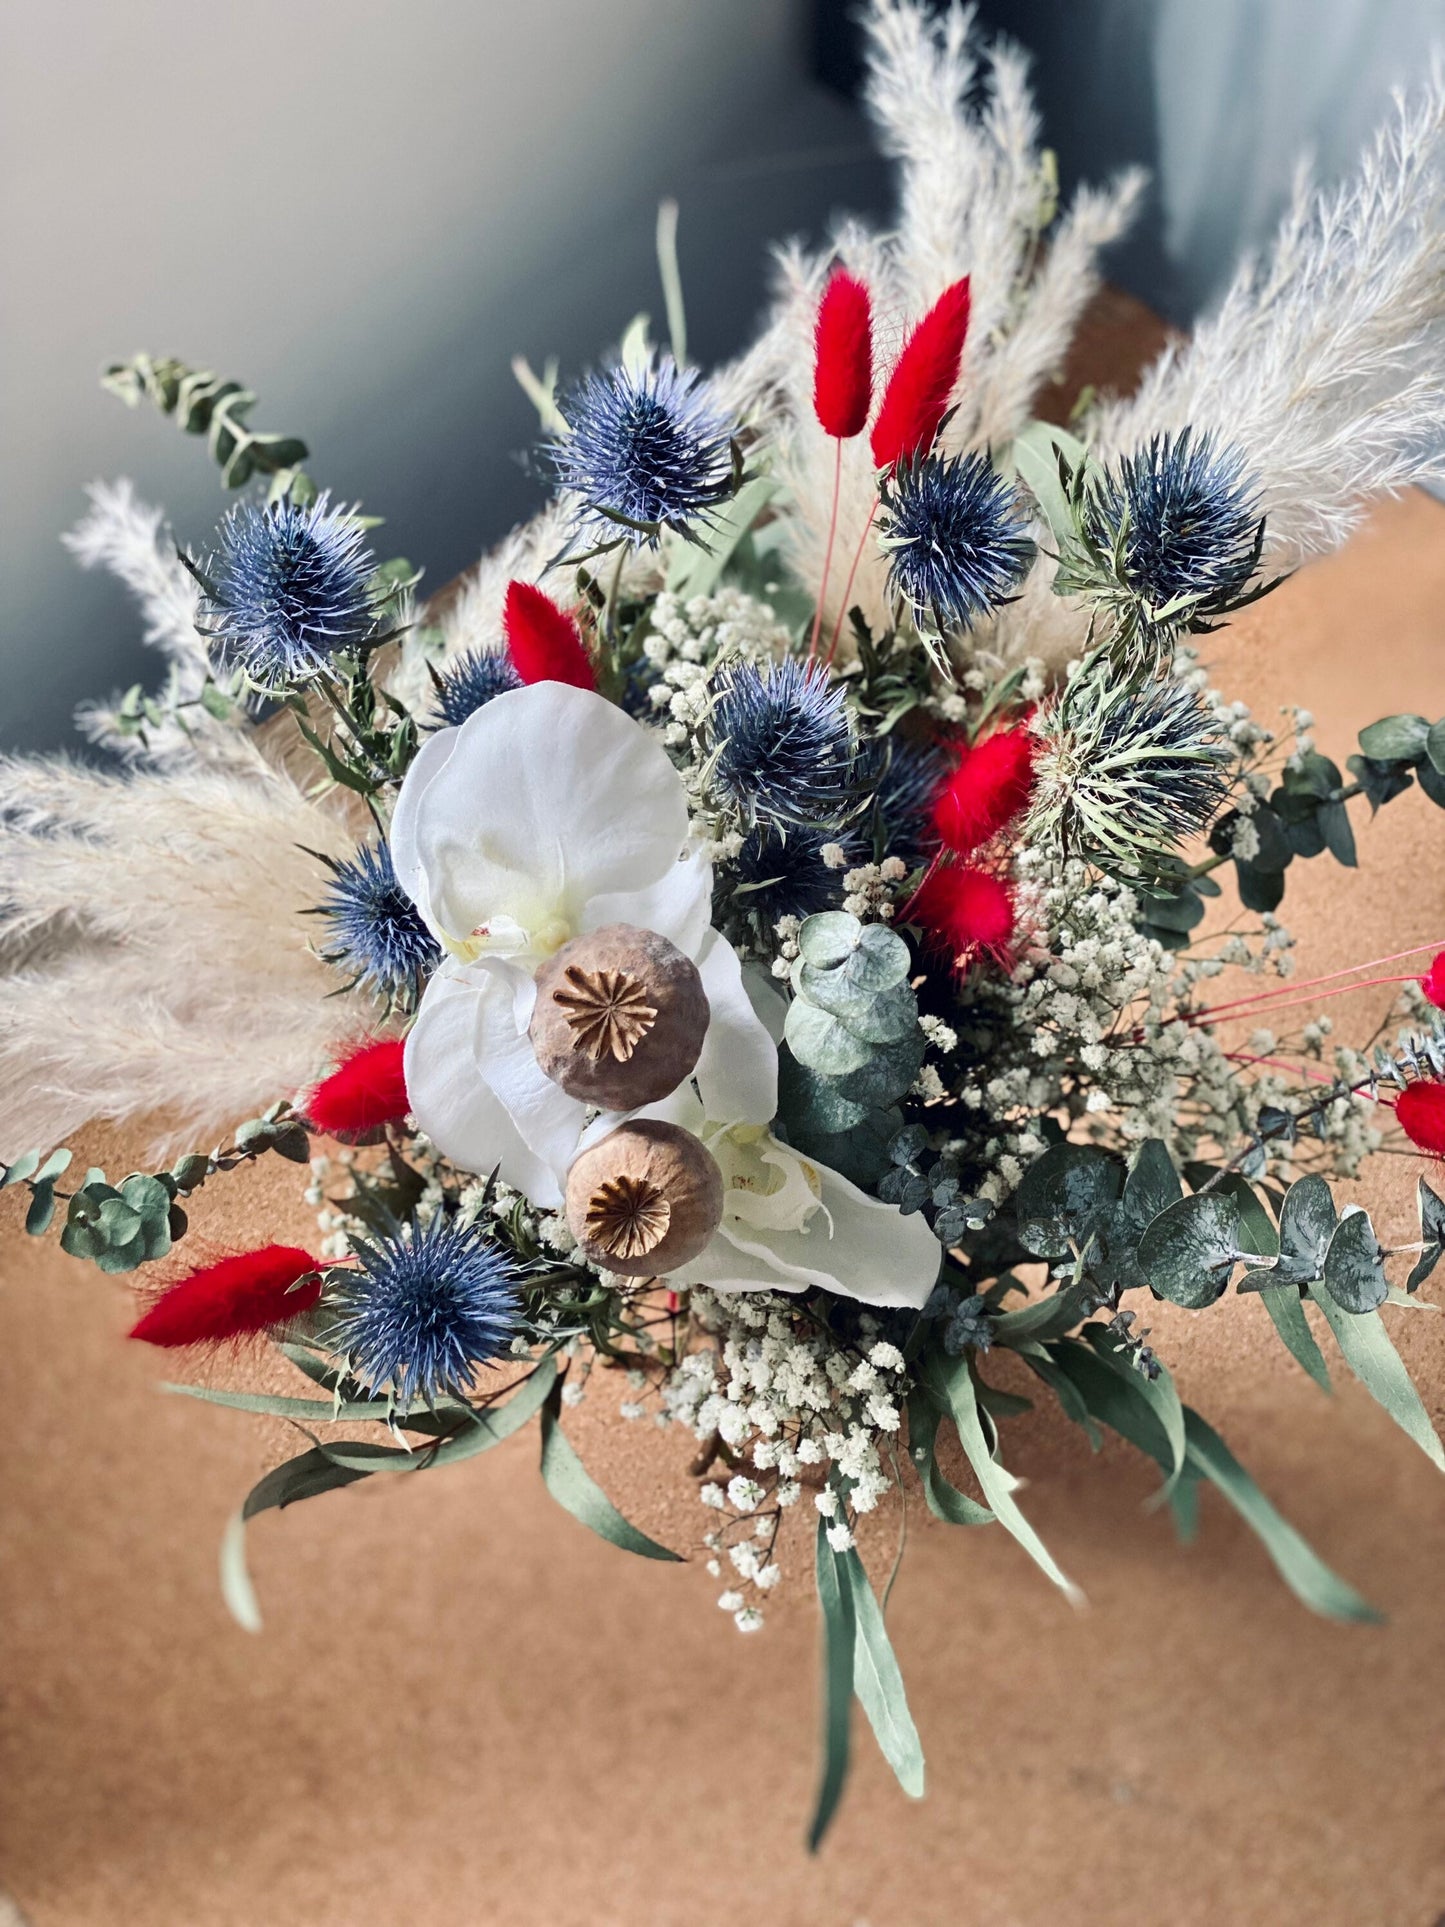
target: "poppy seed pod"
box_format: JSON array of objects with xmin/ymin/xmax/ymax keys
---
[
  {"xmin": 529, "ymin": 924, "xmax": 710, "ymax": 1109},
  {"xmin": 565, "ymin": 1119, "xmax": 724, "ymax": 1277}
]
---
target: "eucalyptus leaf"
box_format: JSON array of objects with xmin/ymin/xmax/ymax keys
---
[
  {"xmin": 1306, "ymin": 1285, "xmax": 1445, "ymax": 1471},
  {"xmin": 1317, "ymin": 800, "xmax": 1356, "ymax": 868},
  {"xmin": 1427, "ymin": 718, "xmax": 1445, "ymax": 777},
  {"xmin": 1083, "ymin": 1327, "xmax": 1186, "ymax": 1499},
  {"xmin": 840, "ymin": 1544, "xmax": 925, "ymax": 1799},
  {"xmin": 1014, "ymin": 1143, "xmax": 1123, "ymax": 1260},
  {"xmin": 25, "ymin": 1183, "xmax": 56, "ymax": 1236},
  {"xmin": 1181, "ymin": 1410, "xmax": 1380, "ymax": 1622},
  {"xmin": 1357, "ymin": 713, "xmax": 1430, "ymax": 761},
  {"xmin": 1137, "ymin": 1191, "xmax": 1242, "ymax": 1308},
  {"xmin": 808, "ymin": 1515, "xmax": 856, "ymax": 1852},
  {"xmin": 1257, "ymin": 1285, "xmax": 1332, "ymax": 1392},
  {"xmin": 221, "ymin": 1445, "xmax": 374, "ymax": 1632},
  {"xmin": 904, "ymin": 1390, "xmax": 995, "ymax": 1525},
  {"xmin": 922, "ymin": 1352, "xmax": 1082, "ymax": 1603},
  {"xmin": 1406, "ymin": 1176, "xmax": 1445, "ymax": 1293},
  {"xmin": 1320, "ymin": 1208, "xmax": 1388, "ymax": 1314},
  {"xmin": 1275, "ymin": 1174, "xmax": 1337, "ymax": 1285},
  {"xmin": 784, "ymin": 998, "xmax": 876, "ymax": 1077},
  {"xmin": 1, "ymin": 1150, "xmax": 41, "ymax": 1188},
  {"xmin": 539, "ymin": 1382, "xmax": 681, "ymax": 1559}
]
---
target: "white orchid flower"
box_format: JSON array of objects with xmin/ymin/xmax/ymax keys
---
[
  {"xmin": 393, "ymin": 680, "xmax": 939, "ymax": 1311},
  {"xmin": 610, "ymin": 974, "xmax": 942, "ymax": 1312},
  {"xmin": 391, "ymin": 682, "xmax": 776, "ymax": 1209}
]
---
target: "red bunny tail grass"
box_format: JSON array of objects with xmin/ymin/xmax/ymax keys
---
[
  {"xmin": 932, "ymin": 727, "xmax": 1037, "ymax": 856},
  {"xmin": 869, "ymin": 277, "xmax": 971, "ymax": 471},
  {"xmin": 1396, "ymin": 1080, "xmax": 1445, "ymax": 1157},
  {"xmin": 908, "ymin": 863, "xmax": 1014, "ymax": 967},
  {"xmin": 503, "ymin": 580, "xmax": 596, "ymax": 690},
  {"xmin": 303, "ymin": 1037, "xmax": 409, "ymax": 1141},
  {"xmin": 1421, "ymin": 952, "xmax": 1445, "ymax": 1009},
  {"xmin": 129, "ymin": 1246, "xmax": 321, "ymax": 1348},
  {"xmin": 813, "ymin": 270, "xmax": 874, "ymax": 439}
]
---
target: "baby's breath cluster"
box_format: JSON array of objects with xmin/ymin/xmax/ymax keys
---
[{"xmin": 663, "ymin": 1291, "xmax": 909, "ymax": 1631}]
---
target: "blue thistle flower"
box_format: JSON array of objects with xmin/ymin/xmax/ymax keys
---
[
  {"xmin": 879, "ymin": 454, "xmax": 1035, "ymax": 631},
  {"xmin": 710, "ymin": 658, "xmax": 856, "ymax": 826},
  {"xmin": 862, "ymin": 734, "xmax": 949, "ymax": 868},
  {"xmin": 1095, "ymin": 429, "xmax": 1262, "ymax": 612},
  {"xmin": 729, "ymin": 822, "xmax": 860, "ymax": 925},
  {"xmin": 317, "ymin": 838, "xmax": 440, "ymax": 1003},
  {"xmin": 551, "ymin": 355, "xmax": 735, "ymax": 548},
  {"xmin": 1030, "ymin": 659, "xmax": 1230, "ymax": 873},
  {"xmin": 328, "ymin": 1215, "xmax": 522, "ymax": 1409},
  {"xmin": 200, "ymin": 492, "xmax": 377, "ymax": 687},
  {"xmin": 430, "ymin": 647, "xmax": 522, "ymax": 727}
]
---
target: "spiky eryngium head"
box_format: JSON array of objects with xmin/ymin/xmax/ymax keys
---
[
  {"xmin": 327, "ymin": 1215, "xmax": 522, "ymax": 1410},
  {"xmin": 859, "ymin": 732, "xmax": 949, "ymax": 869},
  {"xmin": 430, "ymin": 647, "xmax": 522, "ymax": 727},
  {"xmin": 316, "ymin": 839, "xmax": 440, "ymax": 1006},
  {"xmin": 709, "ymin": 657, "xmax": 856, "ymax": 826},
  {"xmin": 879, "ymin": 452, "xmax": 1034, "ymax": 632},
  {"xmin": 200, "ymin": 492, "xmax": 376, "ymax": 687},
  {"xmin": 550, "ymin": 354, "xmax": 735, "ymax": 548},
  {"xmin": 727, "ymin": 821, "xmax": 858, "ymax": 926},
  {"xmin": 1087, "ymin": 429, "xmax": 1263, "ymax": 621},
  {"xmin": 1025, "ymin": 659, "xmax": 1230, "ymax": 877}
]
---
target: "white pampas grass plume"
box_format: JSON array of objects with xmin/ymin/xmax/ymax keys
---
[
  {"xmin": 720, "ymin": 0, "xmax": 1138, "ymax": 647},
  {"xmin": 0, "ymin": 752, "xmax": 368, "ymax": 1156},
  {"xmin": 1092, "ymin": 74, "xmax": 1445, "ymax": 567}
]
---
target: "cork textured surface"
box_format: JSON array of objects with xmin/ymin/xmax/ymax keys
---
[{"xmin": 3, "ymin": 299, "xmax": 1445, "ymax": 1925}]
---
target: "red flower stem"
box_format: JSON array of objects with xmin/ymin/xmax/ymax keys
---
[
  {"xmin": 808, "ymin": 438, "xmax": 844, "ymax": 662},
  {"xmin": 824, "ymin": 493, "xmax": 880, "ymax": 670},
  {"xmin": 1189, "ymin": 940, "xmax": 1445, "ymax": 1023}
]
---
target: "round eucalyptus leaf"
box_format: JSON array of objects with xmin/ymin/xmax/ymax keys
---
[
  {"xmin": 1321, "ymin": 1207, "xmax": 1388, "ymax": 1314},
  {"xmin": 841, "ymin": 981, "xmax": 919, "ymax": 1046},
  {"xmin": 1273, "ymin": 1173, "xmax": 1337, "ymax": 1284},
  {"xmin": 796, "ymin": 911, "xmax": 864, "ymax": 970},
  {"xmin": 783, "ymin": 997, "xmax": 874, "ymax": 1076},
  {"xmin": 1014, "ymin": 1143, "xmax": 1124, "ymax": 1259},
  {"xmin": 1121, "ymin": 1138, "xmax": 1183, "ymax": 1230},
  {"xmin": 1427, "ymin": 719, "xmax": 1445, "ymax": 777},
  {"xmin": 1418, "ymin": 759, "xmax": 1445, "ymax": 809},
  {"xmin": 829, "ymin": 1027, "xmax": 926, "ymax": 1107},
  {"xmin": 1137, "ymin": 1191, "xmax": 1241, "ymax": 1308},
  {"xmin": 1357, "ymin": 713, "xmax": 1430, "ymax": 762}
]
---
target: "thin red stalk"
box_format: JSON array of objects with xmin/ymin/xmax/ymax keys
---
[
  {"xmin": 808, "ymin": 439, "xmax": 844, "ymax": 662},
  {"xmin": 824, "ymin": 496, "xmax": 880, "ymax": 670},
  {"xmin": 1189, "ymin": 974, "xmax": 1417, "ymax": 1029},
  {"xmin": 1192, "ymin": 940, "xmax": 1445, "ymax": 1022}
]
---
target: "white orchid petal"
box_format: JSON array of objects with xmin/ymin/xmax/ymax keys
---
[
  {"xmin": 466, "ymin": 958, "xmax": 586, "ymax": 1188},
  {"xmin": 403, "ymin": 973, "xmax": 566, "ymax": 1208},
  {"xmin": 583, "ymin": 848, "xmax": 714, "ymax": 956},
  {"xmin": 663, "ymin": 1129, "xmax": 940, "ymax": 1310},
  {"xmin": 389, "ymin": 725, "xmax": 456, "ymax": 936},
  {"xmin": 692, "ymin": 930, "xmax": 779, "ymax": 1128},
  {"xmin": 399, "ymin": 684, "xmax": 690, "ymax": 947}
]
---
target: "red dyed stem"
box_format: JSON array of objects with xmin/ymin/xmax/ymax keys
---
[
  {"xmin": 808, "ymin": 439, "xmax": 844, "ymax": 662},
  {"xmin": 1189, "ymin": 940, "xmax": 1445, "ymax": 1023},
  {"xmin": 1190, "ymin": 974, "xmax": 1417, "ymax": 1029},
  {"xmin": 824, "ymin": 495, "xmax": 880, "ymax": 670}
]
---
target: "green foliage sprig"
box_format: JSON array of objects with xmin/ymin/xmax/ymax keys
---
[
  {"xmin": 102, "ymin": 354, "xmax": 309, "ymax": 494},
  {"xmin": 0, "ymin": 1103, "xmax": 310, "ymax": 1273},
  {"xmin": 776, "ymin": 911, "xmax": 924, "ymax": 1185}
]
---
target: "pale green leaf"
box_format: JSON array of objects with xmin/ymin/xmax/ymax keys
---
[{"xmin": 1307, "ymin": 1285, "xmax": 1445, "ymax": 1471}]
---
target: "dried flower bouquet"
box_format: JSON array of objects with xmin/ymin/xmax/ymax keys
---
[{"xmin": 6, "ymin": 0, "xmax": 1445, "ymax": 1843}]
